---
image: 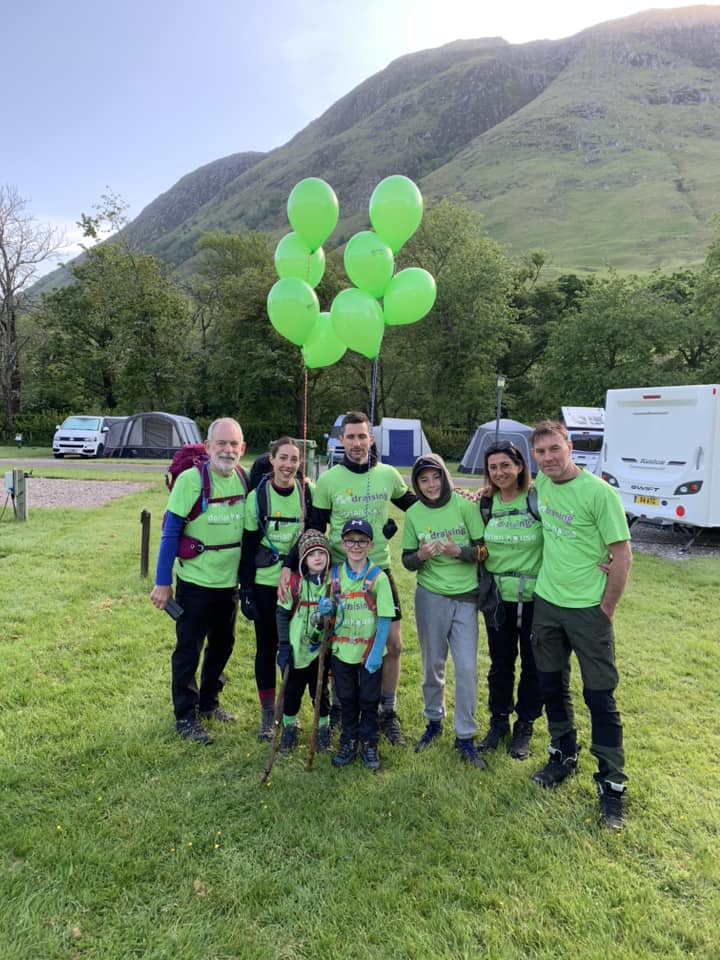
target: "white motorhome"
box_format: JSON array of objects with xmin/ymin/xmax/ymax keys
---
[
  {"xmin": 601, "ymin": 384, "xmax": 720, "ymax": 527},
  {"xmin": 561, "ymin": 406, "xmax": 605, "ymax": 474}
]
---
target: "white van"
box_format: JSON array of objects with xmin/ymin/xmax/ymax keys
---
[
  {"xmin": 601, "ymin": 385, "xmax": 720, "ymax": 527},
  {"xmin": 561, "ymin": 406, "xmax": 605, "ymax": 474},
  {"xmin": 52, "ymin": 415, "xmax": 125, "ymax": 459}
]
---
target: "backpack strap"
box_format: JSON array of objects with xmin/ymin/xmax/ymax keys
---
[
  {"xmin": 526, "ymin": 486, "xmax": 540, "ymax": 521},
  {"xmin": 479, "ymin": 495, "xmax": 493, "ymax": 526}
]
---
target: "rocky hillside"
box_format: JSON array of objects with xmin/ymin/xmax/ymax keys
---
[{"xmin": 72, "ymin": 6, "xmax": 720, "ymax": 276}]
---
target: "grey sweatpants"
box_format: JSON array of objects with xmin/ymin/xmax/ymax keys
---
[{"xmin": 415, "ymin": 585, "xmax": 478, "ymax": 738}]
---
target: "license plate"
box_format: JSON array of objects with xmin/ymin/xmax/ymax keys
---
[{"xmin": 634, "ymin": 495, "xmax": 660, "ymax": 506}]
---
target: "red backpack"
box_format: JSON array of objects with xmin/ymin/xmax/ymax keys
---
[{"xmin": 165, "ymin": 444, "xmax": 249, "ymax": 559}]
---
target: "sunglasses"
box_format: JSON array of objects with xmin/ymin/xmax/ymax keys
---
[{"xmin": 486, "ymin": 441, "xmax": 520, "ymax": 457}]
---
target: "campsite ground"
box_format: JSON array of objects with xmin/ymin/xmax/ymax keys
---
[{"xmin": 0, "ymin": 478, "xmax": 718, "ymax": 959}]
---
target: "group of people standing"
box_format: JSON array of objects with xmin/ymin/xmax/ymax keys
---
[{"xmin": 151, "ymin": 412, "xmax": 632, "ymax": 830}]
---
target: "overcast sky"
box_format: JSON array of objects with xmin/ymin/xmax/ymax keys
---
[{"xmin": 5, "ymin": 0, "xmax": 694, "ymax": 266}]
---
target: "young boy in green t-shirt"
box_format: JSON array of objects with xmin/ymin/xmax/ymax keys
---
[
  {"xmin": 330, "ymin": 519, "xmax": 395, "ymax": 771},
  {"xmin": 275, "ymin": 531, "xmax": 334, "ymax": 753}
]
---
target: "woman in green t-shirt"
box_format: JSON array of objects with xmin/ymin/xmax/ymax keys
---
[
  {"xmin": 478, "ymin": 441, "xmax": 543, "ymax": 761},
  {"xmin": 239, "ymin": 437, "xmax": 313, "ymax": 741}
]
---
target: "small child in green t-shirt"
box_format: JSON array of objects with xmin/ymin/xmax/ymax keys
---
[
  {"xmin": 330, "ymin": 518, "xmax": 395, "ymax": 772},
  {"xmin": 275, "ymin": 531, "xmax": 334, "ymax": 753}
]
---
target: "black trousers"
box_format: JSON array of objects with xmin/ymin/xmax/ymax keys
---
[
  {"xmin": 283, "ymin": 657, "xmax": 331, "ymax": 718},
  {"xmin": 253, "ymin": 583, "xmax": 279, "ymax": 694},
  {"xmin": 331, "ymin": 654, "xmax": 382, "ymax": 746},
  {"xmin": 172, "ymin": 577, "xmax": 237, "ymax": 720},
  {"xmin": 483, "ymin": 600, "xmax": 542, "ymax": 723}
]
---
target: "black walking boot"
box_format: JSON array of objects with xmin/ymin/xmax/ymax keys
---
[
  {"xmin": 478, "ymin": 716, "xmax": 510, "ymax": 751},
  {"xmin": 508, "ymin": 720, "xmax": 534, "ymax": 760},
  {"xmin": 531, "ymin": 745, "xmax": 580, "ymax": 788},
  {"xmin": 257, "ymin": 707, "xmax": 275, "ymax": 742},
  {"xmin": 596, "ymin": 779, "xmax": 626, "ymax": 831}
]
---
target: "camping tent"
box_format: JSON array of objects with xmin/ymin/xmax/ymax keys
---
[
  {"xmin": 377, "ymin": 417, "xmax": 431, "ymax": 466},
  {"xmin": 458, "ymin": 418, "xmax": 538, "ymax": 475},
  {"xmin": 105, "ymin": 412, "xmax": 202, "ymax": 458}
]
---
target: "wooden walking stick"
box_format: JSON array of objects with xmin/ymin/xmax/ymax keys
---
[
  {"xmin": 259, "ymin": 663, "xmax": 291, "ymax": 785},
  {"xmin": 305, "ymin": 616, "xmax": 334, "ymax": 772}
]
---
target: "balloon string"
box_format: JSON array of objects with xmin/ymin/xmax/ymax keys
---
[
  {"xmin": 302, "ymin": 361, "xmax": 309, "ymax": 486},
  {"xmin": 370, "ymin": 359, "xmax": 378, "ymax": 425}
]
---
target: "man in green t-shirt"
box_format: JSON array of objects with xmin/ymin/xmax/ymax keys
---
[
  {"xmin": 283, "ymin": 411, "xmax": 416, "ymax": 745},
  {"xmin": 151, "ymin": 418, "xmax": 248, "ymax": 744},
  {"xmin": 530, "ymin": 419, "xmax": 632, "ymax": 830}
]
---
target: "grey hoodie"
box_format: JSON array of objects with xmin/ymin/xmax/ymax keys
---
[{"xmin": 410, "ymin": 453, "xmax": 454, "ymax": 509}]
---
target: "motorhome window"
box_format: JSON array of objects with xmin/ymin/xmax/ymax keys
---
[
  {"xmin": 62, "ymin": 416, "xmax": 102, "ymax": 430},
  {"xmin": 571, "ymin": 434, "xmax": 603, "ymax": 453}
]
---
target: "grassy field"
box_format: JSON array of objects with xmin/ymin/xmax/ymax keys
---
[{"xmin": 1, "ymin": 484, "xmax": 718, "ymax": 959}]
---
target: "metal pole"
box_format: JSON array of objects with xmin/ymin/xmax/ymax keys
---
[
  {"xmin": 494, "ymin": 376, "xmax": 506, "ymax": 441},
  {"xmin": 140, "ymin": 510, "xmax": 151, "ymax": 578},
  {"xmin": 13, "ymin": 469, "xmax": 27, "ymax": 521}
]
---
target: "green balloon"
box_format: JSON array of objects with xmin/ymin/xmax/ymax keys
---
[
  {"xmin": 343, "ymin": 231, "xmax": 394, "ymax": 298},
  {"xmin": 267, "ymin": 277, "xmax": 320, "ymax": 346},
  {"xmin": 383, "ymin": 268, "xmax": 437, "ymax": 326},
  {"xmin": 369, "ymin": 175, "xmax": 423, "ymax": 254},
  {"xmin": 274, "ymin": 232, "xmax": 325, "ymax": 287},
  {"xmin": 287, "ymin": 178, "xmax": 339, "ymax": 252},
  {"xmin": 330, "ymin": 288, "xmax": 385, "ymax": 360},
  {"xmin": 302, "ymin": 312, "xmax": 347, "ymax": 368}
]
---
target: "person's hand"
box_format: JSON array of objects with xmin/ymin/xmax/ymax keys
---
[
  {"xmin": 364, "ymin": 649, "xmax": 383, "ymax": 674},
  {"xmin": 240, "ymin": 588, "xmax": 258, "ymax": 621},
  {"xmin": 317, "ymin": 596, "xmax": 335, "ymax": 617},
  {"xmin": 150, "ymin": 585, "xmax": 172, "ymax": 610},
  {"xmin": 417, "ymin": 539, "xmax": 439, "ymax": 562},
  {"xmin": 277, "ymin": 567, "xmax": 292, "ymax": 603},
  {"xmin": 438, "ymin": 539, "xmax": 461, "ymax": 558},
  {"xmin": 277, "ymin": 642, "xmax": 292, "ymax": 673}
]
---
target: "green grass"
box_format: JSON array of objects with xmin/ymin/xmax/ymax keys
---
[{"xmin": 1, "ymin": 494, "xmax": 718, "ymax": 959}]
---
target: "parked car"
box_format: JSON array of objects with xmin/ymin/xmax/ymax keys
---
[
  {"xmin": 324, "ymin": 416, "xmax": 345, "ymax": 467},
  {"xmin": 52, "ymin": 415, "xmax": 126, "ymax": 459}
]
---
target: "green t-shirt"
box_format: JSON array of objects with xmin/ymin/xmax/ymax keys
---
[
  {"xmin": 313, "ymin": 463, "xmax": 408, "ymax": 568},
  {"xmin": 484, "ymin": 491, "xmax": 544, "ymax": 602},
  {"xmin": 278, "ymin": 575, "xmax": 327, "ymax": 670},
  {"xmin": 535, "ymin": 470, "xmax": 630, "ymax": 608},
  {"xmin": 331, "ymin": 562, "xmax": 395, "ymax": 665},
  {"xmin": 167, "ymin": 467, "xmax": 247, "ymax": 589},
  {"xmin": 402, "ymin": 492, "xmax": 484, "ymax": 596},
  {"xmin": 244, "ymin": 480, "xmax": 313, "ymax": 587}
]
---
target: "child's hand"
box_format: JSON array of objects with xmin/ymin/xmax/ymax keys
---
[
  {"xmin": 318, "ymin": 596, "xmax": 335, "ymax": 617},
  {"xmin": 364, "ymin": 650, "xmax": 383, "ymax": 674}
]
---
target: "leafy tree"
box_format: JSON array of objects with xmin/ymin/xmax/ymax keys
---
[{"xmin": 0, "ymin": 185, "xmax": 63, "ymax": 434}]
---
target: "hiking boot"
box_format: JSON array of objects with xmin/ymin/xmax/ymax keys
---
[
  {"xmin": 380, "ymin": 710, "xmax": 406, "ymax": 746},
  {"xmin": 279, "ymin": 724, "xmax": 298, "ymax": 753},
  {"xmin": 257, "ymin": 707, "xmax": 276, "ymax": 742},
  {"xmin": 176, "ymin": 714, "xmax": 213, "ymax": 745},
  {"xmin": 454, "ymin": 737, "xmax": 487, "ymax": 769},
  {"xmin": 597, "ymin": 779, "xmax": 626, "ymax": 831},
  {"xmin": 317, "ymin": 725, "xmax": 332, "ymax": 753},
  {"xmin": 478, "ymin": 716, "xmax": 510, "ymax": 751},
  {"xmin": 332, "ymin": 739, "xmax": 358, "ymax": 767},
  {"xmin": 329, "ymin": 703, "xmax": 342, "ymax": 735},
  {"xmin": 200, "ymin": 706, "xmax": 236, "ymax": 723},
  {"xmin": 414, "ymin": 720, "xmax": 443, "ymax": 752},
  {"xmin": 360, "ymin": 740, "xmax": 381, "ymax": 771},
  {"xmin": 531, "ymin": 745, "xmax": 580, "ymax": 788},
  {"xmin": 508, "ymin": 720, "xmax": 534, "ymax": 760}
]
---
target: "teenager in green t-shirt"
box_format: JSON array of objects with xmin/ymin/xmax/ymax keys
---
[
  {"xmin": 402, "ymin": 454, "xmax": 487, "ymax": 768},
  {"xmin": 477, "ymin": 441, "xmax": 543, "ymax": 762},
  {"xmin": 530, "ymin": 420, "xmax": 632, "ymax": 832},
  {"xmin": 238, "ymin": 437, "xmax": 313, "ymax": 742}
]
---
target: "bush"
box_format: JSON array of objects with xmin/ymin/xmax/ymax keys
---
[{"xmin": 424, "ymin": 425, "xmax": 470, "ymax": 461}]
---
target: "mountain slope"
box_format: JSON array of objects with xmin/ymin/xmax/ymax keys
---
[{"xmin": 106, "ymin": 6, "xmax": 720, "ymax": 275}]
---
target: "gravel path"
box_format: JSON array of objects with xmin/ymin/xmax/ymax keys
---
[{"xmin": 20, "ymin": 477, "xmax": 153, "ymax": 509}]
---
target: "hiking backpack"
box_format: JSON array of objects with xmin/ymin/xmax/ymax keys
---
[
  {"xmin": 164, "ymin": 444, "xmax": 249, "ymax": 559},
  {"xmin": 479, "ymin": 486, "xmax": 540, "ymax": 526}
]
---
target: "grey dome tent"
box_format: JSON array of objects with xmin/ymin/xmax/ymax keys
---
[
  {"xmin": 105, "ymin": 412, "xmax": 202, "ymax": 459},
  {"xmin": 458, "ymin": 418, "xmax": 538, "ymax": 476}
]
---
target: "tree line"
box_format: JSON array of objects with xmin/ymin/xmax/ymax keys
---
[{"xmin": 2, "ymin": 188, "xmax": 720, "ymax": 446}]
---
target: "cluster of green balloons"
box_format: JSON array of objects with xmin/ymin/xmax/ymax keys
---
[{"xmin": 266, "ymin": 175, "xmax": 437, "ymax": 368}]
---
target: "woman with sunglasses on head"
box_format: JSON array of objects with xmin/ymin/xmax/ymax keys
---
[{"xmin": 478, "ymin": 441, "xmax": 543, "ymax": 760}]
